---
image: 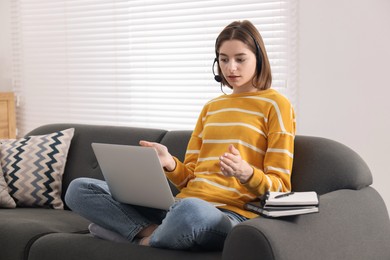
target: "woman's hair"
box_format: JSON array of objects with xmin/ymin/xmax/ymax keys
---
[{"xmin": 215, "ymin": 20, "xmax": 272, "ymax": 90}]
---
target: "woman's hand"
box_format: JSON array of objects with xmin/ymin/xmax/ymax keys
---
[
  {"xmin": 139, "ymin": 140, "xmax": 176, "ymax": 171},
  {"xmin": 220, "ymin": 144, "xmax": 254, "ymax": 183}
]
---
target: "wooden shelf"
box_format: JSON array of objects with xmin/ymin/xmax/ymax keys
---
[{"xmin": 0, "ymin": 92, "xmax": 16, "ymax": 139}]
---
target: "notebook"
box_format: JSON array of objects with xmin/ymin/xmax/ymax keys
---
[
  {"xmin": 244, "ymin": 191, "xmax": 319, "ymax": 218},
  {"xmin": 91, "ymin": 143, "xmax": 225, "ymax": 210},
  {"xmin": 261, "ymin": 191, "xmax": 319, "ymax": 208}
]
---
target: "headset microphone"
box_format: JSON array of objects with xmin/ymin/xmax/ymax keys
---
[{"xmin": 212, "ymin": 58, "xmax": 222, "ymax": 83}]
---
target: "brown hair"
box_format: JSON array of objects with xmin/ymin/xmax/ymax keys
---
[{"xmin": 215, "ymin": 20, "xmax": 272, "ymax": 90}]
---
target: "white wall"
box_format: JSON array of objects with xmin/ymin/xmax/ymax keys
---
[
  {"xmin": 298, "ymin": 0, "xmax": 390, "ymax": 213},
  {"xmin": 1, "ymin": 0, "xmax": 389, "ymax": 212}
]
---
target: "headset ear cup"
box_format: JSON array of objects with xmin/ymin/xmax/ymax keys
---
[
  {"xmin": 257, "ymin": 60, "xmax": 262, "ymax": 78},
  {"xmin": 212, "ymin": 58, "xmax": 222, "ymax": 82},
  {"xmin": 257, "ymin": 50, "xmax": 263, "ymax": 77}
]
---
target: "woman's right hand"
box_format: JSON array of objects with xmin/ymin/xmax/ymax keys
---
[{"xmin": 139, "ymin": 140, "xmax": 176, "ymax": 171}]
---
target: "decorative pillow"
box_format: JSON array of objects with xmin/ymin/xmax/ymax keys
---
[
  {"xmin": 0, "ymin": 128, "xmax": 74, "ymax": 209},
  {"xmin": 0, "ymin": 164, "xmax": 16, "ymax": 208}
]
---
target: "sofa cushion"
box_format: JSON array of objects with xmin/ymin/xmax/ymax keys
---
[
  {"xmin": 0, "ymin": 165, "xmax": 16, "ymax": 208},
  {"xmin": 0, "ymin": 128, "xmax": 74, "ymax": 209},
  {"xmin": 0, "ymin": 207, "xmax": 90, "ymax": 260},
  {"xmin": 28, "ymin": 233, "xmax": 222, "ymax": 260}
]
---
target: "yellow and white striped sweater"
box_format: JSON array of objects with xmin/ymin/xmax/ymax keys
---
[{"xmin": 166, "ymin": 89, "xmax": 296, "ymax": 218}]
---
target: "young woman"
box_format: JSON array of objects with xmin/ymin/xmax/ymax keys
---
[{"xmin": 65, "ymin": 20, "xmax": 296, "ymax": 251}]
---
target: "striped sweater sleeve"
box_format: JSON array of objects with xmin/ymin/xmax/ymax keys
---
[
  {"xmin": 164, "ymin": 108, "xmax": 205, "ymax": 189},
  {"xmin": 244, "ymin": 96, "xmax": 296, "ymax": 195}
]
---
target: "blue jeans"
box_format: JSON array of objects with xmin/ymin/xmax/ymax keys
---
[{"xmin": 65, "ymin": 177, "xmax": 247, "ymax": 251}]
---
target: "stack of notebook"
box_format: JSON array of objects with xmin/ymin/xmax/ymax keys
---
[{"xmin": 244, "ymin": 191, "xmax": 319, "ymax": 218}]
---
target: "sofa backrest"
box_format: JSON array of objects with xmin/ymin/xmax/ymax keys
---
[
  {"xmin": 159, "ymin": 132, "xmax": 374, "ymax": 195},
  {"xmin": 292, "ymin": 135, "xmax": 373, "ymax": 195},
  {"xmin": 159, "ymin": 130, "xmax": 192, "ymax": 195},
  {"xmin": 26, "ymin": 123, "xmax": 168, "ymax": 204},
  {"xmin": 160, "ymin": 131, "xmax": 374, "ymax": 195},
  {"xmin": 26, "ymin": 124, "xmax": 373, "ymax": 205}
]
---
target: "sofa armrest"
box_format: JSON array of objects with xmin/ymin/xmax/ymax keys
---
[{"xmin": 222, "ymin": 187, "xmax": 390, "ymax": 260}]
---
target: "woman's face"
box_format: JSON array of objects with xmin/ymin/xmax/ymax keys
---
[{"xmin": 218, "ymin": 39, "xmax": 258, "ymax": 94}]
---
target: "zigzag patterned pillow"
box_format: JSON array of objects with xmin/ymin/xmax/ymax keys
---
[
  {"xmin": 0, "ymin": 165, "xmax": 16, "ymax": 208},
  {"xmin": 0, "ymin": 128, "xmax": 74, "ymax": 209}
]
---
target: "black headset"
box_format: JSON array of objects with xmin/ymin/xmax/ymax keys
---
[{"xmin": 213, "ymin": 26, "xmax": 263, "ymax": 83}]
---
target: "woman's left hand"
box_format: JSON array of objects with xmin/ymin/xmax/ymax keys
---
[{"xmin": 220, "ymin": 144, "xmax": 254, "ymax": 183}]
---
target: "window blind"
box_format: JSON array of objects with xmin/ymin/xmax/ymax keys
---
[{"xmin": 10, "ymin": 0, "xmax": 298, "ymax": 136}]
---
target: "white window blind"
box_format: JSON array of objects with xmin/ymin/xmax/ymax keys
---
[{"xmin": 10, "ymin": 0, "xmax": 298, "ymax": 136}]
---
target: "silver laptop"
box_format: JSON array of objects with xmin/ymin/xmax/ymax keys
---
[{"xmin": 91, "ymin": 143, "xmax": 176, "ymax": 210}]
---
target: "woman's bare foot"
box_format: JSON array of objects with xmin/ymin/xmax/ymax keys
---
[
  {"xmin": 137, "ymin": 224, "xmax": 158, "ymax": 237},
  {"xmin": 139, "ymin": 236, "xmax": 151, "ymax": 246},
  {"xmin": 136, "ymin": 224, "xmax": 158, "ymax": 246}
]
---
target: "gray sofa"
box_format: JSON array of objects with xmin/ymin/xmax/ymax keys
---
[{"xmin": 1, "ymin": 123, "xmax": 389, "ymax": 260}]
